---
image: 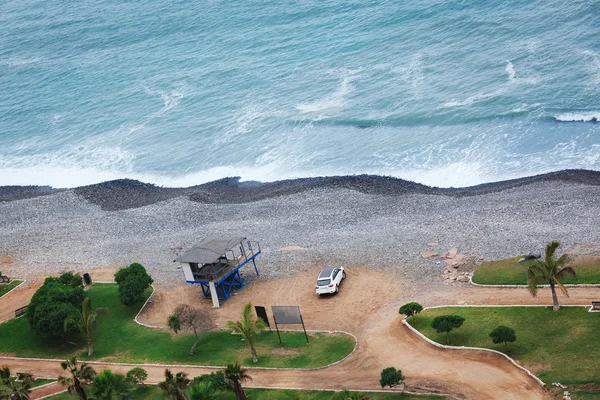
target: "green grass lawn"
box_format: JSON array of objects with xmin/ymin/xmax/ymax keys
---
[
  {"xmin": 0, "ymin": 284, "xmax": 354, "ymax": 369},
  {"xmin": 30, "ymin": 378, "xmax": 56, "ymax": 388},
  {"xmin": 0, "ymin": 280, "xmax": 23, "ymax": 297},
  {"xmin": 471, "ymin": 256, "xmax": 600, "ymax": 285},
  {"xmin": 408, "ymin": 306, "xmax": 600, "ymax": 385},
  {"xmin": 48, "ymin": 385, "xmax": 445, "ymax": 399}
]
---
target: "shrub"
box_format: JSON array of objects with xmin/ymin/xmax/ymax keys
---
[
  {"xmin": 114, "ymin": 263, "xmax": 153, "ymax": 306},
  {"xmin": 27, "ymin": 275, "xmax": 85, "ymax": 338},
  {"xmin": 431, "ymin": 314, "xmax": 465, "ymax": 344},
  {"xmin": 489, "ymin": 325, "xmax": 517, "ymax": 348},
  {"xmin": 126, "ymin": 367, "xmax": 148, "ymax": 386},
  {"xmin": 192, "ymin": 371, "xmax": 231, "ymax": 391},
  {"xmin": 57, "ymin": 272, "xmax": 84, "ymax": 288},
  {"xmin": 379, "ymin": 367, "xmax": 404, "ymax": 389},
  {"xmin": 398, "ymin": 302, "xmax": 423, "ymax": 318}
]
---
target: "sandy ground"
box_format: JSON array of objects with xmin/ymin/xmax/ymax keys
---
[{"xmin": 2, "ymin": 265, "xmax": 599, "ymax": 399}]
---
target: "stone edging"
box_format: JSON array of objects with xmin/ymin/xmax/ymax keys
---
[
  {"xmin": 469, "ymin": 275, "xmax": 600, "ymax": 288},
  {"xmin": 133, "ymin": 284, "xmax": 161, "ymax": 328},
  {"xmin": 0, "ymin": 279, "xmax": 26, "ymax": 301},
  {"xmin": 30, "ymin": 380, "xmax": 58, "ymax": 391},
  {"xmin": 37, "ymin": 388, "xmax": 67, "ymax": 400},
  {"xmin": 402, "ymin": 305, "xmax": 560, "ymax": 389}
]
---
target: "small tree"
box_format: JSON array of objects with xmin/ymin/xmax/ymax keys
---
[
  {"xmin": 58, "ymin": 355, "xmax": 97, "ymax": 400},
  {"xmin": 489, "ymin": 326, "xmax": 517, "ymax": 348},
  {"xmin": 114, "ymin": 263, "xmax": 153, "ymax": 306},
  {"xmin": 92, "ymin": 369, "xmax": 133, "ymax": 400},
  {"xmin": 431, "ymin": 315, "xmax": 465, "ymax": 344},
  {"xmin": 379, "ymin": 367, "xmax": 404, "ymax": 389},
  {"xmin": 226, "ymin": 303, "xmax": 267, "ymax": 363},
  {"xmin": 168, "ymin": 305, "xmax": 216, "ymax": 355},
  {"xmin": 125, "ymin": 367, "xmax": 148, "ymax": 386},
  {"xmin": 0, "ymin": 366, "xmax": 33, "ymax": 400},
  {"xmin": 398, "ymin": 302, "xmax": 423, "ymax": 318},
  {"xmin": 158, "ymin": 369, "xmax": 190, "ymax": 400},
  {"xmin": 64, "ymin": 296, "xmax": 109, "ymax": 356},
  {"xmin": 224, "ymin": 362, "xmax": 251, "ymax": 400},
  {"xmin": 187, "ymin": 382, "xmax": 219, "ymax": 400}
]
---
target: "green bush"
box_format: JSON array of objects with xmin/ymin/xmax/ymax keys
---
[
  {"xmin": 192, "ymin": 371, "xmax": 231, "ymax": 391},
  {"xmin": 27, "ymin": 274, "xmax": 85, "ymax": 338},
  {"xmin": 126, "ymin": 367, "xmax": 148, "ymax": 386},
  {"xmin": 489, "ymin": 325, "xmax": 517, "ymax": 347},
  {"xmin": 56, "ymin": 272, "xmax": 84, "ymax": 288},
  {"xmin": 398, "ymin": 302, "xmax": 423, "ymax": 318},
  {"xmin": 114, "ymin": 263, "xmax": 153, "ymax": 306},
  {"xmin": 379, "ymin": 367, "xmax": 404, "ymax": 389}
]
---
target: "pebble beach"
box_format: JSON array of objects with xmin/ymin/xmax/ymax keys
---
[{"xmin": 0, "ymin": 170, "xmax": 599, "ymax": 287}]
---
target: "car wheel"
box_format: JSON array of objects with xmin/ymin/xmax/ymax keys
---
[{"xmin": 342, "ymin": 271, "xmax": 346, "ymax": 280}]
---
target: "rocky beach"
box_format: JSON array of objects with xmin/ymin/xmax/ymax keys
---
[{"xmin": 0, "ymin": 169, "xmax": 599, "ymax": 287}]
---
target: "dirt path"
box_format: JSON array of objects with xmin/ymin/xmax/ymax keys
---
[
  {"xmin": 0, "ymin": 280, "xmax": 41, "ymax": 324},
  {"xmin": 3, "ymin": 268, "xmax": 597, "ymax": 399},
  {"xmin": 30, "ymin": 382, "xmax": 65, "ymax": 399}
]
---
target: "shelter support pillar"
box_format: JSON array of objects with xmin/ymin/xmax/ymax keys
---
[{"xmin": 209, "ymin": 282, "xmax": 220, "ymax": 308}]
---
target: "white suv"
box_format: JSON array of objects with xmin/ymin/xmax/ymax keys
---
[{"xmin": 316, "ymin": 266, "xmax": 346, "ymax": 295}]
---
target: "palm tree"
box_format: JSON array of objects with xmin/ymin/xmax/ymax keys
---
[
  {"xmin": 64, "ymin": 296, "xmax": 109, "ymax": 356},
  {"xmin": 58, "ymin": 355, "xmax": 97, "ymax": 400},
  {"xmin": 92, "ymin": 369, "xmax": 133, "ymax": 400},
  {"xmin": 187, "ymin": 382, "xmax": 219, "ymax": 400},
  {"xmin": 158, "ymin": 369, "xmax": 190, "ymax": 400},
  {"xmin": 528, "ymin": 241, "xmax": 577, "ymax": 311},
  {"xmin": 226, "ymin": 303, "xmax": 267, "ymax": 363},
  {"xmin": 0, "ymin": 367, "xmax": 33, "ymax": 400},
  {"xmin": 223, "ymin": 362, "xmax": 251, "ymax": 400}
]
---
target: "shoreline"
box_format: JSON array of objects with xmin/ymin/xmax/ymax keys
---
[{"xmin": 0, "ymin": 168, "xmax": 599, "ymax": 210}]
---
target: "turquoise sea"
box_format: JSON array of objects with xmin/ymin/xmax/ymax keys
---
[{"xmin": 1, "ymin": 0, "xmax": 599, "ymax": 188}]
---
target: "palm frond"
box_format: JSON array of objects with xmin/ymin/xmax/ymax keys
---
[
  {"xmin": 545, "ymin": 241, "xmax": 560, "ymax": 264},
  {"xmin": 554, "ymin": 278, "xmax": 570, "ymax": 297},
  {"xmin": 557, "ymin": 266, "xmax": 577, "ymax": 281},
  {"xmin": 556, "ymin": 254, "xmax": 571, "ymax": 267}
]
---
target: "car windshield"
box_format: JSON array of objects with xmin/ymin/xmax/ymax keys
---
[{"xmin": 317, "ymin": 279, "xmax": 330, "ymax": 287}]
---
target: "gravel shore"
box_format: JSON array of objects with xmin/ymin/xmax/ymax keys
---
[{"xmin": 0, "ymin": 170, "xmax": 599, "ymax": 287}]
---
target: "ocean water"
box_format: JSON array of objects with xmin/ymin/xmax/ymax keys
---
[{"xmin": 1, "ymin": 0, "xmax": 599, "ymax": 188}]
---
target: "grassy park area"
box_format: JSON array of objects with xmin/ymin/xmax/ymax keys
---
[
  {"xmin": 408, "ymin": 306, "xmax": 600, "ymax": 385},
  {"xmin": 47, "ymin": 386, "xmax": 446, "ymax": 399},
  {"xmin": 0, "ymin": 280, "xmax": 23, "ymax": 297},
  {"xmin": 471, "ymin": 256, "xmax": 600, "ymax": 285},
  {"xmin": 0, "ymin": 284, "xmax": 354, "ymax": 368}
]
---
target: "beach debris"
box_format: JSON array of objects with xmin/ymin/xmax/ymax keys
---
[
  {"xmin": 422, "ymin": 251, "xmax": 438, "ymax": 258},
  {"xmin": 517, "ymin": 253, "xmax": 541, "ymax": 263},
  {"xmin": 443, "ymin": 248, "xmax": 458, "ymax": 259},
  {"xmin": 441, "ymin": 250, "xmax": 478, "ymax": 283}
]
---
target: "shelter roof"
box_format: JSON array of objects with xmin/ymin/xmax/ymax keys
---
[{"xmin": 176, "ymin": 236, "xmax": 246, "ymax": 264}]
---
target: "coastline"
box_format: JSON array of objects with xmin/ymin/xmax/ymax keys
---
[
  {"xmin": 0, "ymin": 169, "xmax": 599, "ymax": 288},
  {"xmin": 0, "ymin": 168, "xmax": 599, "ymax": 210}
]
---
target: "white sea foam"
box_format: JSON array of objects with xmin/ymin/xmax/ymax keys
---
[
  {"xmin": 296, "ymin": 70, "xmax": 357, "ymax": 113},
  {"xmin": 554, "ymin": 112, "xmax": 600, "ymax": 122},
  {"xmin": 505, "ymin": 61, "xmax": 516, "ymax": 82}
]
